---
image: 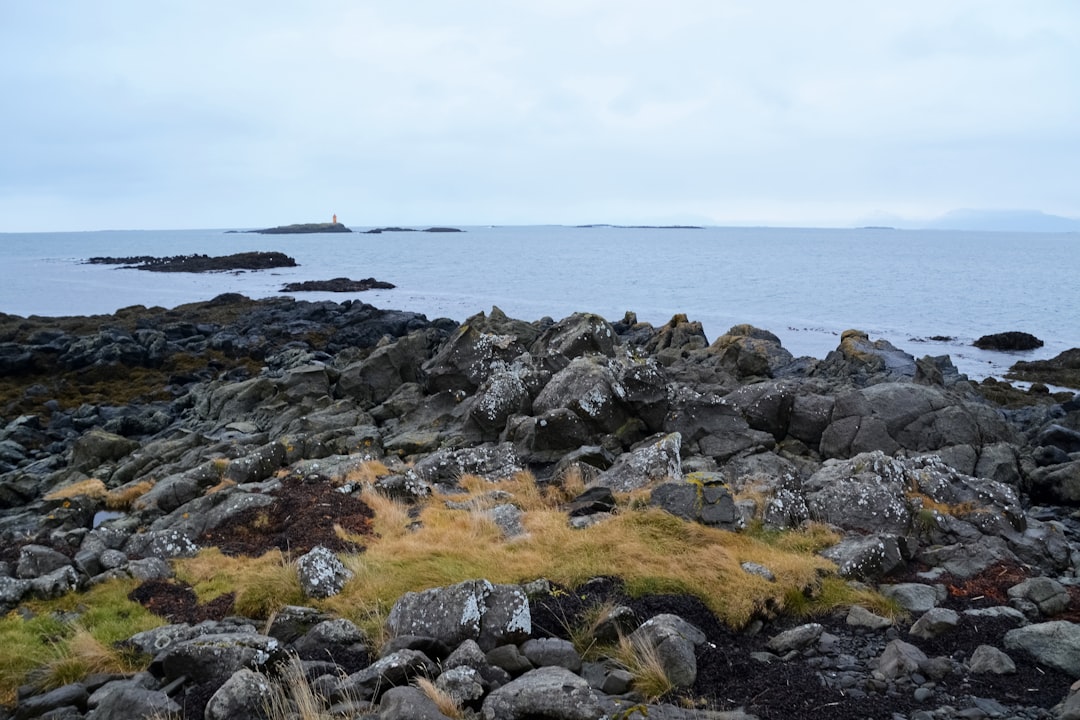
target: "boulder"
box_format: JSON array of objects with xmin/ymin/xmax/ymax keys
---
[
  {"xmin": 296, "ymin": 546, "xmax": 353, "ymax": 599},
  {"xmin": 422, "ymin": 323, "xmax": 528, "ymax": 394},
  {"xmin": 533, "ymin": 356, "xmax": 632, "ymax": 435},
  {"xmin": 595, "ymin": 433, "xmax": 682, "ymax": 492},
  {"xmin": 707, "ymin": 325, "xmax": 794, "ymax": 379},
  {"xmin": 203, "ymin": 668, "xmax": 275, "ymax": 720},
  {"xmin": 70, "ymin": 429, "xmax": 140, "ymax": 472},
  {"xmin": 333, "ymin": 648, "xmax": 437, "ymax": 702},
  {"xmin": 1003, "ymin": 621, "xmax": 1080, "ymax": 677},
  {"xmin": 909, "ymin": 607, "xmax": 959, "ymax": 640},
  {"xmin": 159, "ymin": 631, "xmax": 285, "ymax": 683},
  {"xmin": 530, "ymin": 312, "xmax": 618, "ymax": 368},
  {"xmin": 385, "ymin": 579, "xmax": 531, "ymax": 652},
  {"xmin": 1007, "ymin": 576, "xmax": 1071, "ymax": 618},
  {"xmin": 481, "ymin": 666, "xmax": 602, "ymax": 720}
]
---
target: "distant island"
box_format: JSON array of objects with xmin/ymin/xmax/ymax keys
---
[
  {"xmin": 576, "ymin": 224, "xmax": 703, "ymax": 230},
  {"xmin": 363, "ymin": 227, "xmax": 464, "ymax": 234},
  {"xmin": 235, "ymin": 222, "xmax": 352, "ymax": 235},
  {"xmin": 86, "ymin": 251, "xmax": 298, "ymax": 273},
  {"xmin": 280, "ymin": 277, "xmax": 395, "ymax": 292}
]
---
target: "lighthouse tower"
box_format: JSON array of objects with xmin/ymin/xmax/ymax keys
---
[{"xmin": 332, "ymin": 213, "xmax": 338, "ymax": 224}]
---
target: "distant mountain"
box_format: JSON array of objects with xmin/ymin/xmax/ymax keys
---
[{"xmin": 923, "ymin": 209, "xmax": 1080, "ymax": 233}]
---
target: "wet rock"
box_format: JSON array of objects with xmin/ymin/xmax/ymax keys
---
[{"xmin": 974, "ymin": 331, "xmax": 1043, "ymax": 351}]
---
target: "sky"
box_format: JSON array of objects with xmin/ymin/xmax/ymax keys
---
[{"xmin": 1, "ymin": 2, "xmax": 1078, "ymax": 232}]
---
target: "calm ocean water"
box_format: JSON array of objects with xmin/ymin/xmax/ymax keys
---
[{"xmin": 1, "ymin": 225, "xmax": 1076, "ymax": 383}]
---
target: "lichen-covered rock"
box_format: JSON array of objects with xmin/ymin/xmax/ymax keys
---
[
  {"xmin": 596, "ymin": 432, "xmax": 682, "ymax": 492},
  {"xmin": 159, "ymin": 631, "xmax": 285, "ymax": 683},
  {"xmin": 386, "ymin": 579, "xmax": 531, "ymax": 652},
  {"xmin": 203, "ymin": 668, "xmax": 275, "ymax": 720},
  {"xmin": 533, "ymin": 356, "xmax": 632, "ymax": 435},
  {"xmin": 297, "ymin": 545, "xmax": 353, "ymax": 599},
  {"xmin": 530, "ymin": 312, "xmax": 618, "ymax": 367}
]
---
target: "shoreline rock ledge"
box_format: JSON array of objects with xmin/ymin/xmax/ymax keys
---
[{"xmin": 1, "ymin": 297, "xmax": 1080, "ymax": 720}]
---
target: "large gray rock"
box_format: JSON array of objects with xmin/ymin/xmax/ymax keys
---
[
  {"xmin": 968, "ymin": 645, "xmax": 1016, "ymax": 675},
  {"xmin": 85, "ymin": 678, "xmax": 179, "ymax": 720},
  {"xmin": 909, "ymin": 607, "xmax": 959, "ymax": 640},
  {"xmin": 707, "ymin": 325, "xmax": 794, "ymax": 379},
  {"xmin": 530, "ymin": 312, "xmax": 618, "ymax": 366},
  {"xmin": 385, "ymin": 579, "xmax": 531, "ymax": 652},
  {"xmin": 804, "ymin": 452, "xmax": 912, "ymax": 534},
  {"xmin": 663, "ymin": 394, "xmax": 774, "ymax": 461},
  {"xmin": 70, "ymin": 429, "xmax": 140, "ymax": 472},
  {"xmin": 16, "ymin": 544, "xmax": 71, "ymax": 579},
  {"xmin": 1007, "ymin": 576, "xmax": 1071, "ymax": 618},
  {"xmin": 203, "ymin": 668, "xmax": 275, "ymax": 720},
  {"xmin": 334, "ymin": 648, "xmax": 437, "ymax": 702},
  {"xmin": 159, "ymin": 631, "xmax": 285, "ymax": 683},
  {"xmin": 876, "ymin": 639, "xmax": 929, "ymax": 680},
  {"xmin": 481, "ymin": 666, "xmax": 603, "ymax": 720},
  {"xmin": 422, "ymin": 323, "xmax": 528, "ymax": 394},
  {"xmin": 520, "ymin": 637, "xmax": 582, "ymax": 672},
  {"xmin": 766, "ymin": 623, "xmax": 824, "ymax": 654},
  {"xmin": 1003, "ymin": 621, "xmax": 1080, "ymax": 677},
  {"xmin": 820, "ymin": 534, "xmax": 905, "ymax": 580},
  {"xmin": 533, "ymin": 356, "xmax": 632, "ymax": 435},
  {"xmin": 595, "ymin": 433, "xmax": 682, "ymax": 492},
  {"xmin": 879, "ymin": 583, "xmax": 943, "ymax": 614}
]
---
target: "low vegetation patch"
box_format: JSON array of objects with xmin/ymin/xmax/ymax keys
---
[{"xmin": 0, "ymin": 579, "xmax": 163, "ymax": 705}]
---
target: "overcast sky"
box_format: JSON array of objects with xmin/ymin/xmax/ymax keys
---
[{"xmin": 1, "ymin": 2, "xmax": 1078, "ymax": 231}]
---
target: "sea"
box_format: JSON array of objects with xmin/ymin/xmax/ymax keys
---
[{"xmin": 1, "ymin": 225, "xmax": 1076, "ymax": 386}]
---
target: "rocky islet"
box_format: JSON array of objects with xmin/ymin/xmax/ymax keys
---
[{"xmin": 1, "ymin": 296, "xmax": 1080, "ymax": 719}]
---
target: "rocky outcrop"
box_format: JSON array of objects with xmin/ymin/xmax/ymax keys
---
[{"xmin": 2, "ymin": 298, "xmax": 1080, "ymax": 719}]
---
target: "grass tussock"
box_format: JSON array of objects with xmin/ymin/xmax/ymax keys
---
[
  {"xmin": 0, "ymin": 578, "xmax": 162, "ymax": 704},
  {"xmin": 342, "ymin": 459, "xmax": 391, "ymax": 486},
  {"xmin": 44, "ymin": 478, "xmax": 108, "ymax": 502},
  {"xmin": 613, "ymin": 633, "xmax": 675, "ymax": 702},
  {"xmin": 106, "ymin": 479, "xmax": 155, "ymax": 510},
  {"xmin": 414, "ymin": 677, "xmax": 464, "ymax": 719},
  {"xmin": 174, "ymin": 548, "xmax": 305, "ymax": 619}
]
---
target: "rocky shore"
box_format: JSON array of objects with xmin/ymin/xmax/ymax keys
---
[{"xmin": 1, "ymin": 296, "xmax": 1080, "ymax": 720}]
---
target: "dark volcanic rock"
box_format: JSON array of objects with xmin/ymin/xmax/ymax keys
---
[
  {"xmin": 86, "ymin": 252, "xmax": 298, "ymax": 273},
  {"xmin": 974, "ymin": 331, "xmax": 1044, "ymax": 351},
  {"xmin": 1008, "ymin": 347, "xmax": 1080, "ymax": 390},
  {"xmin": 280, "ymin": 277, "xmax": 395, "ymax": 293}
]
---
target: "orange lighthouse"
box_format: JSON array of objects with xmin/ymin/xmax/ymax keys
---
[{"xmin": 332, "ymin": 213, "xmax": 338, "ymax": 224}]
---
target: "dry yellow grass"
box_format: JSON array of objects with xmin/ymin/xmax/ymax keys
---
[
  {"xmin": 174, "ymin": 548, "xmax": 305, "ymax": 618},
  {"xmin": 105, "ymin": 479, "xmax": 155, "ymax": 509},
  {"xmin": 332, "ymin": 486, "xmax": 837, "ymax": 628},
  {"xmin": 612, "ymin": 633, "xmax": 675, "ymax": 701},
  {"xmin": 43, "ymin": 478, "xmax": 107, "ymax": 502},
  {"xmin": 342, "ymin": 458, "xmax": 391, "ymax": 486},
  {"xmin": 204, "ymin": 478, "xmax": 236, "ymax": 496},
  {"xmin": 414, "ymin": 677, "xmax": 464, "ymax": 719}
]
